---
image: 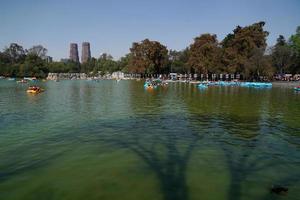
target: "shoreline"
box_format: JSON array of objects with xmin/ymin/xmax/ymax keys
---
[
  {"xmin": 1, "ymin": 76, "xmax": 299, "ymax": 88},
  {"xmin": 271, "ymin": 81, "xmax": 300, "ymax": 88}
]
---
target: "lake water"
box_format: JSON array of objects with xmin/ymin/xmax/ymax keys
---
[{"xmin": 0, "ymin": 80, "xmax": 300, "ymax": 200}]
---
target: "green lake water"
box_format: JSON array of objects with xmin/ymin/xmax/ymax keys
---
[{"xmin": 0, "ymin": 80, "xmax": 300, "ymax": 200}]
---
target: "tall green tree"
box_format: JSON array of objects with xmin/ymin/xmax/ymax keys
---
[
  {"xmin": 118, "ymin": 54, "xmax": 131, "ymax": 73},
  {"xmin": 4, "ymin": 43, "xmax": 26, "ymax": 64},
  {"xmin": 290, "ymin": 26, "xmax": 300, "ymax": 53},
  {"xmin": 0, "ymin": 51, "xmax": 10, "ymax": 76},
  {"xmin": 48, "ymin": 62, "xmax": 67, "ymax": 73},
  {"xmin": 188, "ymin": 34, "xmax": 221, "ymax": 74},
  {"xmin": 66, "ymin": 61, "xmax": 81, "ymax": 73},
  {"xmin": 271, "ymin": 35, "xmax": 293, "ymax": 74},
  {"xmin": 128, "ymin": 39, "xmax": 168, "ymax": 74},
  {"xmin": 27, "ymin": 45, "xmax": 48, "ymax": 59},
  {"xmin": 221, "ymin": 22, "xmax": 269, "ymax": 77},
  {"xmin": 168, "ymin": 48, "xmax": 190, "ymax": 73},
  {"xmin": 22, "ymin": 54, "xmax": 48, "ymax": 77},
  {"xmin": 245, "ymin": 48, "xmax": 274, "ymax": 80},
  {"xmin": 94, "ymin": 53, "xmax": 119, "ymax": 74},
  {"xmin": 0, "ymin": 44, "xmax": 26, "ymax": 76},
  {"xmin": 81, "ymin": 57, "xmax": 96, "ymax": 74},
  {"xmin": 289, "ymin": 26, "xmax": 300, "ymax": 73}
]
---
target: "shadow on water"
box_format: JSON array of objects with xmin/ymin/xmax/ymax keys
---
[
  {"xmin": 218, "ymin": 114, "xmax": 261, "ymax": 200},
  {"xmin": 0, "ymin": 150, "xmax": 66, "ymax": 182},
  {"xmin": 1, "ymin": 82, "xmax": 299, "ymax": 200},
  {"xmin": 0, "ymin": 113, "xmax": 202, "ymax": 200},
  {"xmin": 178, "ymin": 85, "xmax": 300, "ymax": 200},
  {"xmin": 216, "ymin": 114, "xmax": 300, "ymax": 200},
  {"xmin": 0, "ymin": 128, "xmax": 75, "ymax": 183},
  {"xmin": 95, "ymin": 114, "xmax": 202, "ymax": 200}
]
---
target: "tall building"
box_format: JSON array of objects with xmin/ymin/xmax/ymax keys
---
[
  {"xmin": 81, "ymin": 42, "xmax": 91, "ymax": 63},
  {"xmin": 69, "ymin": 43, "xmax": 79, "ymax": 63},
  {"xmin": 45, "ymin": 56, "xmax": 53, "ymax": 63}
]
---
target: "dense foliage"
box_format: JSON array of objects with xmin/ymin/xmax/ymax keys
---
[
  {"xmin": 188, "ymin": 34, "xmax": 221, "ymax": 74},
  {"xmin": 0, "ymin": 22, "xmax": 299, "ymax": 79},
  {"xmin": 128, "ymin": 39, "xmax": 168, "ymax": 74}
]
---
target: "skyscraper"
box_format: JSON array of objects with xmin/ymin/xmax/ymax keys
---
[
  {"xmin": 69, "ymin": 43, "xmax": 79, "ymax": 63},
  {"xmin": 81, "ymin": 42, "xmax": 91, "ymax": 63}
]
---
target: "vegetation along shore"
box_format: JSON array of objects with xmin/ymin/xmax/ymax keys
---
[{"xmin": 0, "ymin": 22, "xmax": 299, "ymax": 81}]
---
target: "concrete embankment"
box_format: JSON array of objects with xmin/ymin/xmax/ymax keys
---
[{"xmin": 272, "ymin": 81, "xmax": 300, "ymax": 88}]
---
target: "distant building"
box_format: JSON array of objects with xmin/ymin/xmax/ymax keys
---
[
  {"xmin": 81, "ymin": 42, "xmax": 91, "ymax": 63},
  {"xmin": 112, "ymin": 71, "xmax": 124, "ymax": 79},
  {"xmin": 45, "ymin": 56, "xmax": 53, "ymax": 63},
  {"xmin": 69, "ymin": 43, "xmax": 79, "ymax": 63}
]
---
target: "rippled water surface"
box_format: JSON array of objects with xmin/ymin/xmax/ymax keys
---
[{"xmin": 0, "ymin": 80, "xmax": 300, "ymax": 200}]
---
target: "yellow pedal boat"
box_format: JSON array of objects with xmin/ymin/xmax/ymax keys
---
[{"xmin": 26, "ymin": 86, "xmax": 44, "ymax": 94}]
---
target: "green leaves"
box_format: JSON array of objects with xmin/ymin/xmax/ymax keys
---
[
  {"xmin": 188, "ymin": 34, "xmax": 220, "ymax": 74},
  {"xmin": 128, "ymin": 39, "xmax": 168, "ymax": 74},
  {"xmin": 0, "ymin": 22, "xmax": 299, "ymax": 78}
]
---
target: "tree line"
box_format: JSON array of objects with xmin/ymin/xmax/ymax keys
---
[{"xmin": 0, "ymin": 21, "xmax": 299, "ymax": 79}]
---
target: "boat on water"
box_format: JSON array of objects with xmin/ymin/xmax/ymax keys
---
[
  {"xmin": 209, "ymin": 81, "xmax": 240, "ymax": 86},
  {"xmin": 144, "ymin": 82, "xmax": 157, "ymax": 89},
  {"xmin": 294, "ymin": 86, "xmax": 300, "ymax": 91},
  {"xmin": 26, "ymin": 86, "xmax": 44, "ymax": 94},
  {"xmin": 197, "ymin": 81, "xmax": 272, "ymax": 89},
  {"xmin": 17, "ymin": 79, "xmax": 28, "ymax": 83},
  {"xmin": 144, "ymin": 78, "xmax": 168, "ymax": 89},
  {"xmin": 240, "ymin": 82, "xmax": 272, "ymax": 88},
  {"xmin": 144, "ymin": 79, "xmax": 161, "ymax": 89},
  {"xmin": 198, "ymin": 83, "xmax": 208, "ymax": 89},
  {"xmin": 23, "ymin": 77, "xmax": 37, "ymax": 82}
]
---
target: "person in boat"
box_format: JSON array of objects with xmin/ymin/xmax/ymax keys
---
[{"xmin": 29, "ymin": 86, "xmax": 39, "ymax": 91}]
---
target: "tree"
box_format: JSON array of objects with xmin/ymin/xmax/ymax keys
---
[
  {"xmin": 245, "ymin": 48, "xmax": 274, "ymax": 80},
  {"xmin": 22, "ymin": 53, "xmax": 48, "ymax": 77},
  {"xmin": 0, "ymin": 51, "xmax": 10, "ymax": 76},
  {"xmin": 27, "ymin": 45, "xmax": 48, "ymax": 59},
  {"xmin": 289, "ymin": 26, "xmax": 300, "ymax": 73},
  {"xmin": 4, "ymin": 43, "xmax": 26, "ymax": 63},
  {"xmin": 290, "ymin": 26, "xmax": 300, "ymax": 53},
  {"xmin": 221, "ymin": 22, "xmax": 269, "ymax": 75},
  {"xmin": 168, "ymin": 48, "xmax": 190, "ymax": 74},
  {"xmin": 118, "ymin": 54, "xmax": 131, "ymax": 73},
  {"xmin": 188, "ymin": 34, "xmax": 221, "ymax": 74},
  {"xmin": 66, "ymin": 60, "xmax": 80, "ymax": 73},
  {"xmin": 99, "ymin": 53, "xmax": 113, "ymax": 60},
  {"xmin": 48, "ymin": 62, "xmax": 67, "ymax": 73},
  {"xmin": 128, "ymin": 39, "xmax": 168, "ymax": 74},
  {"xmin": 81, "ymin": 57, "xmax": 96, "ymax": 74},
  {"xmin": 271, "ymin": 35, "xmax": 293, "ymax": 74},
  {"xmin": 94, "ymin": 53, "xmax": 119, "ymax": 74}
]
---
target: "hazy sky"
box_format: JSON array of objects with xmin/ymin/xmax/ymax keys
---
[{"xmin": 0, "ymin": 0, "xmax": 299, "ymax": 60}]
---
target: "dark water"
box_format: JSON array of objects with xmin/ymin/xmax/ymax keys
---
[{"xmin": 0, "ymin": 80, "xmax": 299, "ymax": 200}]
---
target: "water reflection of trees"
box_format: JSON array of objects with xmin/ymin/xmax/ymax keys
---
[
  {"xmin": 0, "ymin": 81, "xmax": 203, "ymax": 200},
  {"xmin": 1, "ymin": 83, "xmax": 300, "ymax": 200},
  {"xmin": 215, "ymin": 90, "xmax": 299, "ymax": 200},
  {"xmin": 181, "ymin": 85, "xmax": 300, "ymax": 200},
  {"xmin": 98, "ymin": 82, "xmax": 203, "ymax": 200},
  {"xmin": 99, "ymin": 114, "xmax": 201, "ymax": 200}
]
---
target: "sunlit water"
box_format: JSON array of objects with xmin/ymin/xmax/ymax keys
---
[{"xmin": 0, "ymin": 80, "xmax": 300, "ymax": 200}]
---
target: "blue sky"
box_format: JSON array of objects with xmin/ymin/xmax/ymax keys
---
[{"xmin": 0, "ymin": 0, "xmax": 299, "ymax": 60}]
